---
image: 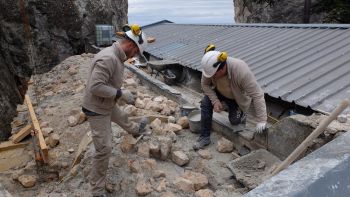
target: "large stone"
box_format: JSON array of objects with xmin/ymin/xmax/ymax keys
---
[
  {"xmin": 48, "ymin": 133, "xmax": 60, "ymax": 147},
  {"xmin": 153, "ymin": 170, "xmax": 166, "ymax": 178},
  {"xmin": 120, "ymin": 134, "xmax": 137, "ymax": 153},
  {"xmin": 18, "ymin": 175, "xmax": 37, "ymax": 188},
  {"xmin": 142, "ymin": 159, "xmax": 157, "ymax": 171},
  {"xmin": 135, "ymin": 178, "xmax": 153, "ymax": 196},
  {"xmin": 172, "ymin": 151, "xmax": 190, "ymax": 166},
  {"xmin": 153, "ymin": 96, "xmax": 166, "ymax": 103},
  {"xmin": 182, "ymin": 171, "xmax": 208, "ymax": 191},
  {"xmin": 146, "ymin": 101, "xmax": 163, "ymax": 112},
  {"xmin": 67, "ymin": 116, "xmax": 78, "ymax": 127},
  {"xmin": 128, "ymin": 160, "xmax": 141, "ymax": 173},
  {"xmin": 150, "ymin": 118, "xmax": 164, "ymax": 135},
  {"xmin": 177, "ymin": 116, "xmax": 190, "ymax": 129},
  {"xmin": 160, "ymin": 105, "xmax": 172, "ymax": 116},
  {"xmin": 149, "ymin": 140, "xmax": 160, "ymax": 158},
  {"xmin": 198, "ymin": 149, "xmax": 212, "ymax": 160},
  {"xmin": 166, "ymin": 100, "xmax": 178, "ymax": 108},
  {"xmin": 173, "ymin": 177, "xmax": 195, "ymax": 193},
  {"xmin": 195, "ymin": 189, "xmax": 214, "ymax": 197},
  {"xmin": 156, "ymin": 178, "xmax": 167, "ymax": 192},
  {"xmin": 216, "ymin": 137, "xmax": 234, "ymax": 153},
  {"xmin": 159, "ymin": 137, "xmax": 172, "ymax": 160},
  {"xmin": 135, "ymin": 98, "xmax": 146, "ymax": 109},
  {"xmin": 42, "ymin": 127, "xmax": 54, "ymax": 137},
  {"xmin": 168, "ymin": 116, "xmax": 176, "ymax": 123},
  {"xmin": 164, "ymin": 123, "xmax": 182, "ymax": 134},
  {"xmin": 137, "ymin": 142, "xmax": 150, "ymax": 158}
]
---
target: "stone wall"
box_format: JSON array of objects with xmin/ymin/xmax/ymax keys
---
[{"xmin": 234, "ymin": 0, "xmax": 327, "ymax": 23}]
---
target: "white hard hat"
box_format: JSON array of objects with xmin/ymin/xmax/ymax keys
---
[
  {"xmin": 125, "ymin": 24, "xmax": 147, "ymax": 54},
  {"xmin": 201, "ymin": 51, "xmax": 228, "ymax": 78}
]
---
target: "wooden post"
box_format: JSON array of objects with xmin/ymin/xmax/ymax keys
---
[
  {"xmin": 271, "ymin": 99, "xmax": 350, "ymax": 176},
  {"xmin": 24, "ymin": 94, "xmax": 49, "ymax": 163}
]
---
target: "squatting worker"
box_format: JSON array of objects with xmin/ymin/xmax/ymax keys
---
[
  {"xmin": 193, "ymin": 44, "xmax": 267, "ymax": 150},
  {"xmin": 82, "ymin": 24, "xmax": 149, "ymax": 197}
]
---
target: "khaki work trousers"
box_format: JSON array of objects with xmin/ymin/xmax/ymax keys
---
[{"xmin": 87, "ymin": 106, "xmax": 139, "ymax": 196}]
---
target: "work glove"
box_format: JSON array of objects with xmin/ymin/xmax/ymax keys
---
[
  {"xmin": 255, "ymin": 122, "xmax": 267, "ymax": 133},
  {"xmin": 119, "ymin": 89, "xmax": 135, "ymax": 104}
]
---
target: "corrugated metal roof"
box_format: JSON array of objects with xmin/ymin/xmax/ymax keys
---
[{"xmin": 143, "ymin": 22, "xmax": 350, "ymax": 114}]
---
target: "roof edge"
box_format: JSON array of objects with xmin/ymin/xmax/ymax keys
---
[
  {"xmin": 147, "ymin": 20, "xmax": 350, "ymax": 29},
  {"xmin": 142, "ymin": 20, "xmax": 173, "ymax": 28}
]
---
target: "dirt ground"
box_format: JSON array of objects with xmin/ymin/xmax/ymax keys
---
[{"xmin": 0, "ymin": 54, "xmax": 249, "ymax": 197}]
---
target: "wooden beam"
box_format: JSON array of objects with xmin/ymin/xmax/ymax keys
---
[
  {"xmin": 11, "ymin": 124, "xmax": 32, "ymax": 143},
  {"xmin": 0, "ymin": 141, "xmax": 28, "ymax": 152},
  {"xmin": 24, "ymin": 94, "xmax": 48, "ymax": 163}
]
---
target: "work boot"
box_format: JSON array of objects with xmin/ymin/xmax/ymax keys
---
[{"xmin": 193, "ymin": 136, "xmax": 211, "ymax": 151}]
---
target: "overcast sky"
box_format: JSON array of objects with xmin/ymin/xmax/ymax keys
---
[{"xmin": 128, "ymin": 0, "xmax": 235, "ymax": 26}]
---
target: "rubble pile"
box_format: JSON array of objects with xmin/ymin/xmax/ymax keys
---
[{"xmin": 0, "ymin": 54, "xmax": 249, "ymax": 196}]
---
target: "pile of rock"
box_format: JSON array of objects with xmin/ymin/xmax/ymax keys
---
[{"xmin": 173, "ymin": 171, "xmax": 211, "ymax": 194}]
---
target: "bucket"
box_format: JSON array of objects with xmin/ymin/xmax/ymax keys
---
[
  {"xmin": 188, "ymin": 110, "xmax": 201, "ymax": 133},
  {"xmin": 180, "ymin": 104, "xmax": 196, "ymax": 117}
]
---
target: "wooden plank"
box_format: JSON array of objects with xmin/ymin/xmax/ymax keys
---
[
  {"xmin": 11, "ymin": 124, "xmax": 33, "ymax": 143},
  {"xmin": 24, "ymin": 94, "xmax": 49, "ymax": 163},
  {"xmin": 0, "ymin": 141, "xmax": 28, "ymax": 152}
]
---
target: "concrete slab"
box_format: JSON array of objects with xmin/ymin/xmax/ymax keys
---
[
  {"xmin": 227, "ymin": 149, "xmax": 281, "ymax": 190},
  {"xmin": 244, "ymin": 131, "xmax": 350, "ymax": 197}
]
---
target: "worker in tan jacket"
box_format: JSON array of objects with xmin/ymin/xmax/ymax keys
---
[
  {"xmin": 194, "ymin": 45, "xmax": 267, "ymax": 150},
  {"xmin": 82, "ymin": 24, "xmax": 149, "ymax": 197}
]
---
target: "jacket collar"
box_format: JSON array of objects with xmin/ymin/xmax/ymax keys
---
[{"xmin": 113, "ymin": 42, "xmax": 127, "ymax": 62}]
